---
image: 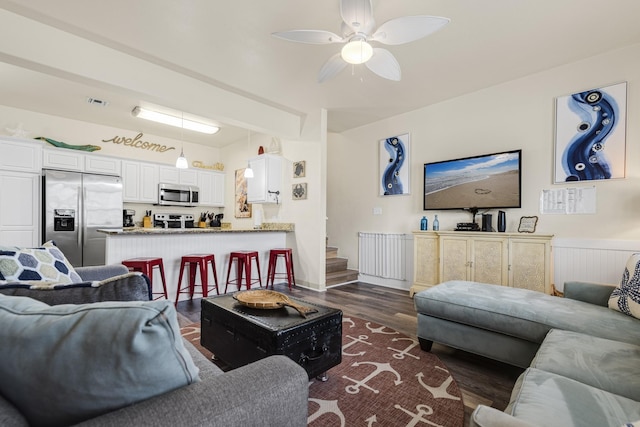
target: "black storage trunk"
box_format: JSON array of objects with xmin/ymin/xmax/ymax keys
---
[{"xmin": 201, "ymin": 294, "xmax": 342, "ymax": 379}]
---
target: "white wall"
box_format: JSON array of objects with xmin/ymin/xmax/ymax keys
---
[{"xmin": 327, "ymin": 43, "xmax": 640, "ymax": 284}]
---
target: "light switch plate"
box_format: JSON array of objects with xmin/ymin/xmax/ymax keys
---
[{"xmin": 373, "ymin": 207, "xmax": 382, "ymax": 215}]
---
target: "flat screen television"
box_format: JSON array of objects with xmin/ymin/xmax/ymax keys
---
[{"xmin": 423, "ymin": 149, "xmax": 522, "ymax": 211}]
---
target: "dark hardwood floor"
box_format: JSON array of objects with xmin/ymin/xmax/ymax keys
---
[{"xmin": 176, "ymin": 281, "xmax": 523, "ymax": 425}]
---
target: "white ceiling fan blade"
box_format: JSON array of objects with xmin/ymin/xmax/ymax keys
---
[
  {"xmin": 365, "ymin": 48, "xmax": 401, "ymax": 81},
  {"xmin": 371, "ymin": 16, "xmax": 450, "ymax": 45},
  {"xmin": 272, "ymin": 30, "xmax": 343, "ymax": 44},
  {"xmin": 340, "ymin": 0, "xmax": 375, "ymax": 35},
  {"xmin": 318, "ymin": 53, "xmax": 348, "ymax": 83}
]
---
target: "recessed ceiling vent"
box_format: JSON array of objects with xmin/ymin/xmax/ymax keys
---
[{"xmin": 86, "ymin": 97, "xmax": 109, "ymax": 107}]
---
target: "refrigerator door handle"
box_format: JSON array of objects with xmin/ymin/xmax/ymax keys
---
[{"xmin": 79, "ymin": 186, "xmax": 84, "ymax": 248}]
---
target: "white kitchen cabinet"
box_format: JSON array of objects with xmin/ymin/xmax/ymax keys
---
[
  {"xmin": 158, "ymin": 166, "xmax": 198, "ymax": 186},
  {"xmin": 85, "ymin": 155, "xmax": 121, "ymax": 175},
  {"xmin": 197, "ymin": 170, "xmax": 225, "ymax": 207},
  {"xmin": 122, "ymin": 161, "xmax": 159, "ymax": 203},
  {"xmin": 0, "ymin": 171, "xmax": 40, "ymax": 246},
  {"xmin": 247, "ymin": 154, "xmax": 283, "ymax": 204},
  {"xmin": 158, "ymin": 166, "xmax": 179, "ymax": 184},
  {"xmin": 412, "ymin": 231, "xmax": 553, "ymax": 295},
  {"xmin": 43, "ymin": 148, "xmax": 84, "ymax": 171},
  {"xmin": 0, "ymin": 137, "xmax": 42, "ymax": 173},
  {"xmin": 179, "ymin": 169, "xmax": 198, "ymax": 186}
]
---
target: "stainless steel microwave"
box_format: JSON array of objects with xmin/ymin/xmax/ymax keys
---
[{"xmin": 157, "ymin": 183, "xmax": 199, "ymax": 207}]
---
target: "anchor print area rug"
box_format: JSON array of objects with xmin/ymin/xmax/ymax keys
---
[
  {"xmin": 307, "ymin": 316, "xmax": 464, "ymax": 427},
  {"xmin": 180, "ymin": 316, "xmax": 464, "ymax": 427}
]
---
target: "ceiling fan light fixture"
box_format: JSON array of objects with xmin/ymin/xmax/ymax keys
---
[{"xmin": 341, "ymin": 40, "xmax": 373, "ymax": 64}]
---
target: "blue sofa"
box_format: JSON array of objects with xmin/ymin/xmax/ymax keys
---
[{"xmin": 414, "ymin": 280, "xmax": 640, "ymax": 426}]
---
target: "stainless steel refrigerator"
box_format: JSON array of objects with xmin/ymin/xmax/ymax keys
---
[{"xmin": 43, "ymin": 169, "xmax": 123, "ymax": 267}]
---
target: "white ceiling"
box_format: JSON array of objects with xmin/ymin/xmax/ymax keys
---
[{"xmin": 1, "ymin": 0, "xmax": 640, "ymax": 148}]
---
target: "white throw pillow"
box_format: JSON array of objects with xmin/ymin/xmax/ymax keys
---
[{"xmin": 609, "ymin": 253, "xmax": 640, "ymax": 319}]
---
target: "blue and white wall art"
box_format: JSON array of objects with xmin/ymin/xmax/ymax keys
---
[
  {"xmin": 555, "ymin": 82, "xmax": 627, "ymax": 183},
  {"xmin": 379, "ymin": 133, "xmax": 410, "ymax": 196}
]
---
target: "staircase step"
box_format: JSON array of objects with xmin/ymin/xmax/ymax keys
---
[
  {"xmin": 326, "ymin": 269, "xmax": 359, "ymax": 286},
  {"xmin": 326, "ymin": 246, "xmax": 338, "ymax": 259},
  {"xmin": 326, "ymin": 257, "xmax": 348, "ymax": 273}
]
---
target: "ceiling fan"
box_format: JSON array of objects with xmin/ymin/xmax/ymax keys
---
[{"xmin": 272, "ymin": 0, "xmax": 450, "ymax": 82}]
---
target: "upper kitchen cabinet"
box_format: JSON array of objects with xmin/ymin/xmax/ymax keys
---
[
  {"xmin": 122, "ymin": 161, "xmax": 159, "ymax": 203},
  {"xmin": 197, "ymin": 170, "xmax": 225, "ymax": 207},
  {"xmin": 84, "ymin": 155, "xmax": 121, "ymax": 176},
  {"xmin": 158, "ymin": 166, "xmax": 198, "ymax": 186},
  {"xmin": 247, "ymin": 154, "xmax": 283, "ymax": 204},
  {"xmin": 0, "ymin": 137, "xmax": 42, "ymax": 173},
  {"xmin": 43, "ymin": 148, "xmax": 84, "ymax": 171}
]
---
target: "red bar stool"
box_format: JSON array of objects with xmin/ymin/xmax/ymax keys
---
[
  {"xmin": 122, "ymin": 257, "xmax": 168, "ymax": 300},
  {"xmin": 266, "ymin": 248, "xmax": 296, "ymax": 291},
  {"xmin": 224, "ymin": 251, "xmax": 262, "ymax": 293},
  {"xmin": 175, "ymin": 254, "xmax": 219, "ymax": 304}
]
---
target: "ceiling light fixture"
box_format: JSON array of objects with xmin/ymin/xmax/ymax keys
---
[
  {"xmin": 244, "ymin": 130, "xmax": 254, "ymax": 178},
  {"xmin": 341, "ymin": 39, "xmax": 373, "ymax": 65},
  {"xmin": 131, "ymin": 106, "xmax": 220, "ymax": 135},
  {"xmin": 175, "ymin": 113, "xmax": 188, "ymax": 169}
]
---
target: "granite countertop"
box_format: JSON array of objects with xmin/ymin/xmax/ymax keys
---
[{"xmin": 98, "ymin": 222, "xmax": 294, "ymax": 235}]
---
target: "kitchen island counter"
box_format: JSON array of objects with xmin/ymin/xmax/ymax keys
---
[
  {"xmin": 101, "ymin": 224, "xmax": 294, "ymax": 301},
  {"xmin": 98, "ymin": 222, "xmax": 294, "ymax": 235}
]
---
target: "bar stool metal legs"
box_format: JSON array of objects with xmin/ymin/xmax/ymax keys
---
[
  {"xmin": 266, "ymin": 248, "xmax": 296, "ymax": 290},
  {"xmin": 122, "ymin": 257, "xmax": 168, "ymax": 300},
  {"xmin": 175, "ymin": 254, "xmax": 219, "ymax": 305},
  {"xmin": 224, "ymin": 251, "xmax": 262, "ymax": 293}
]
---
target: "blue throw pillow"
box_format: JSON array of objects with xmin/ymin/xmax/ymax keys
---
[
  {"xmin": 0, "ymin": 241, "xmax": 81, "ymax": 284},
  {"xmin": 0, "ymin": 295, "xmax": 200, "ymax": 426}
]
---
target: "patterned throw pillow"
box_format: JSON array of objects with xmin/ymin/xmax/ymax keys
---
[
  {"xmin": 609, "ymin": 253, "xmax": 640, "ymax": 319},
  {"xmin": 0, "ymin": 241, "xmax": 81, "ymax": 284}
]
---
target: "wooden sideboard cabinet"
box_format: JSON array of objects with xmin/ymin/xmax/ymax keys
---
[{"xmin": 411, "ymin": 231, "xmax": 553, "ymax": 296}]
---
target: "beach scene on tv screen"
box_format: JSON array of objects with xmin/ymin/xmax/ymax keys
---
[{"xmin": 424, "ymin": 151, "xmax": 520, "ymax": 209}]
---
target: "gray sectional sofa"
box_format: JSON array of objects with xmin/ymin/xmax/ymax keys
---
[
  {"xmin": 0, "ymin": 264, "xmax": 309, "ymax": 427},
  {"xmin": 414, "ymin": 280, "xmax": 640, "ymax": 427}
]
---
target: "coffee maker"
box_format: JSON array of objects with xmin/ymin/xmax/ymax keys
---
[{"xmin": 123, "ymin": 209, "xmax": 135, "ymax": 227}]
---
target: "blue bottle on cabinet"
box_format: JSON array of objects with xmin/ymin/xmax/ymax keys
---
[
  {"xmin": 433, "ymin": 215, "xmax": 440, "ymax": 231},
  {"xmin": 420, "ymin": 216, "xmax": 428, "ymax": 231}
]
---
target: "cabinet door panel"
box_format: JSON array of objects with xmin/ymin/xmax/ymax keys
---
[
  {"xmin": 0, "ymin": 172, "xmax": 39, "ymax": 246},
  {"xmin": 473, "ymin": 239, "xmax": 508, "ymax": 285},
  {"xmin": 510, "ymin": 239, "xmax": 549, "ymax": 293},
  {"xmin": 441, "ymin": 237, "xmax": 470, "ymax": 281},
  {"xmin": 414, "ymin": 234, "xmax": 439, "ymax": 285},
  {"xmin": 140, "ymin": 163, "xmax": 159, "ymax": 203}
]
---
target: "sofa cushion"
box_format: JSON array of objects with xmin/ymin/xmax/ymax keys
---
[
  {"xmin": 506, "ymin": 368, "xmax": 640, "ymax": 427},
  {"xmin": 0, "ymin": 241, "xmax": 81, "ymax": 285},
  {"xmin": 414, "ymin": 281, "xmax": 640, "ymax": 346},
  {"xmin": 0, "ymin": 294, "xmax": 200, "ymax": 427},
  {"xmin": 609, "ymin": 253, "xmax": 640, "ymax": 319},
  {"xmin": 0, "ymin": 272, "xmax": 151, "ymax": 304},
  {"xmin": 531, "ymin": 329, "xmax": 640, "ymax": 401}
]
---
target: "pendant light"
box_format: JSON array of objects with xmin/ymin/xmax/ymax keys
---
[
  {"xmin": 175, "ymin": 113, "xmax": 188, "ymax": 169},
  {"xmin": 244, "ymin": 130, "xmax": 254, "ymax": 178}
]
